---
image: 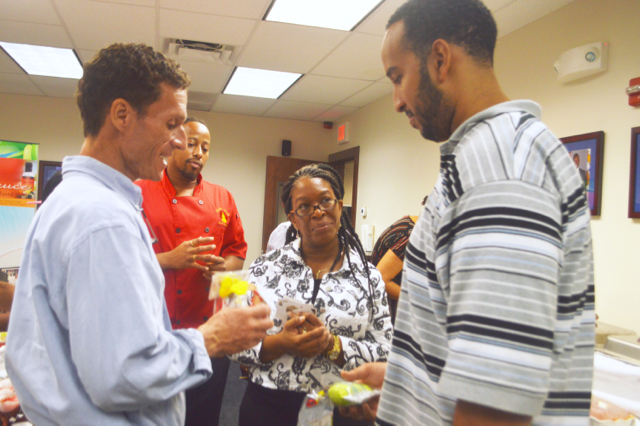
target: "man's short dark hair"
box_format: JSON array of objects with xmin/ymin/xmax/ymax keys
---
[
  {"xmin": 387, "ymin": 0, "xmax": 497, "ymax": 67},
  {"xmin": 184, "ymin": 116, "xmax": 207, "ymax": 126},
  {"xmin": 76, "ymin": 43, "xmax": 190, "ymax": 137}
]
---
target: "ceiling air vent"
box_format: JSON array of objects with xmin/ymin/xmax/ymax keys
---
[{"xmin": 164, "ymin": 38, "xmax": 237, "ymax": 65}]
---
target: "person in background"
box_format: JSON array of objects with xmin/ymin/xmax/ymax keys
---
[
  {"xmin": 41, "ymin": 170, "xmax": 62, "ymax": 204},
  {"xmin": 342, "ymin": 1, "xmax": 595, "ymax": 425},
  {"xmin": 0, "ymin": 281, "xmax": 14, "ymax": 331},
  {"xmin": 233, "ymin": 164, "xmax": 392, "ymax": 426},
  {"xmin": 6, "ymin": 43, "xmax": 272, "ymax": 425},
  {"xmin": 370, "ymin": 196, "xmax": 427, "ymax": 324},
  {"xmin": 266, "ymin": 220, "xmax": 291, "ymax": 252},
  {"xmin": 136, "ymin": 116, "xmax": 247, "ymax": 426}
]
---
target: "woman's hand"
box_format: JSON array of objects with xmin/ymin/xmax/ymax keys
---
[
  {"xmin": 259, "ymin": 313, "xmax": 333, "ymax": 363},
  {"xmin": 285, "ymin": 313, "xmax": 332, "ymax": 358}
]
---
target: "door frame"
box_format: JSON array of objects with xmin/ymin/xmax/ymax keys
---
[
  {"xmin": 328, "ymin": 146, "xmax": 360, "ymax": 228},
  {"xmin": 261, "ymin": 156, "xmax": 317, "ymax": 253}
]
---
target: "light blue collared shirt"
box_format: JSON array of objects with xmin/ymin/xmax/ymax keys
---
[{"xmin": 6, "ymin": 156, "xmax": 212, "ymax": 425}]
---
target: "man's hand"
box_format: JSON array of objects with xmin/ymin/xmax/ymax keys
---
[
  {"xmin": 338, "ymin": 362, "xmax": 387, "ymax": 421},
  {"xmin": 203, "ymin": 256, "xmax": 226, "ymax": 280},
  {"xmin": 197, "ymin": 304, "xmax": 273, "ymax": 358},
  {"xmin": 156, "ymin": 237, "xmax": 215, "ymax": 272}
]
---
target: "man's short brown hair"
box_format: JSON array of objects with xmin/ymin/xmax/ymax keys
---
[{"xmin": 76, "ymin": 43, "xmax": 190, "ymax": 137}]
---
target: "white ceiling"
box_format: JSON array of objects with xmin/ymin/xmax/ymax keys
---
[{"xmin": 0, "ymin": 0, "xmax": 576, "ymax": 122}]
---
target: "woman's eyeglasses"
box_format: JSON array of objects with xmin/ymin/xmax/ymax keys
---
[{"xmin": 291, "ymin": 198, "xmax": 338, "ymax": 218}]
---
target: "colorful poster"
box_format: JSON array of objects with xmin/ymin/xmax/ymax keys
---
[{"xmin": 0, "ymin": 140, "xmax": 39, "ymax": 268}]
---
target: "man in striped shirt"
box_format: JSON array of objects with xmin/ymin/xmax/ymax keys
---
[{"xmin": 341, "ymin": 1, "xmax": 595, "ymax": 425}]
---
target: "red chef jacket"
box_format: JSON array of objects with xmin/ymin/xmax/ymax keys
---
[{"xmin": 136, "ymin": 171, "xmax": 247, "ymax": 329}]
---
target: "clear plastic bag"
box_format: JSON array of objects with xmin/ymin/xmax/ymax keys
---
[
  {"xmin": 297, "ymin": 382, "xmax": 380, "ymax": 425},
  {"xmin": 208, "ymin": 270, "xmax": 264, "ymax": 314}
]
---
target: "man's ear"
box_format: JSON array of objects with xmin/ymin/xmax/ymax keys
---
[
  {"xmin": 429, "ymin": 39, "xmax": 452, "ymax": 83},
  {"xmin": 109, "ymin": 98, "xmax": 134, "ymax": 133}
]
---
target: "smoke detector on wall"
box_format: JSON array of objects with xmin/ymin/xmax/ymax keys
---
[{"xmin": 163, "ymin": 39, "xmax": 238, "ymax": 65}]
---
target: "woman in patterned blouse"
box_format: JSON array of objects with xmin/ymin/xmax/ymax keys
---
[{"xmin": 234, "ymin": 164, "xmax": 392, "ymax": 426}]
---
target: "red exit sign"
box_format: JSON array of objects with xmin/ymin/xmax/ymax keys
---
[{"xmin": 337, "ymin": 122, "xmax": 349, "ymax": 144}]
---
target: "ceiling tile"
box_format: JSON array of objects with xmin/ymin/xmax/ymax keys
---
[
  {"xmin": 237, "ymin": 21, "xmax": 349, "ymax": 74},
  {"xmin": 176, "ymin": 60, "xmax": 232, "ymax": 93},
  {"xmin": 340, "ymin": 82, "xmax": 392, "ymax": 108},
  {"xmin": 280, "ymin": 75, "xmax": 371, "ymax": 105},
  {"xmin": 90, "ymin": 0, "xmax": 155, "ymax": 6},
  {"xmin": 0, "ymin": 0, "xmax": 61, "ymax": 25},
  {"xmin": 30, "ymin": 75, "xmax": 78, "ymax": 98},
  {"xmin": 483, "ymin": 0, "xmax": 516, "ymax": 12},
  {"xmin": 212, "ymin": 94, "xmax": 276, "ymax": 116},
  {"xmin": 160, "ymin": 0, "xmax": 270, "ymax": 20},
  {"xmin": 76, "ymin": 49, "xmax": 99, "ymax": 64},
  {"xmin": 159, "ymin": 9, "xmax": 256, "ymax": 47},
  {"xmin": 311, "ymin": 33, "xmax": 385, "ymax": 81},
  {"xmin": 186, "ymin": 91, "xmax": 216, "ymax": 111},
  {"xmin": 354, "ymin": 0, "xmax": 407, "ymax": 36},
  {"xmin": 0, "ymin": 20, "xmax": 73, "ymax": 48},
  {"xmin": 263, "ymin": 100, "xmax": 331, "ymax": 121},
  {"xmin": 53, "ymin": 0, "xmax": 155, "ymax": 50},
  {"xmin": 313, "ymin": 105, "xmax": 358, "ymax": 122},
  {"xmin": 0, "ymin": 50, "xmax": 24, "ymax": 74},
  {"xmin": 0, "ymin": 73, "xmax": 44, "ymax": 96}
]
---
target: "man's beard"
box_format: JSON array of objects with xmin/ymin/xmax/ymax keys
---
[
  {"xmin": 177, "ymin": 161, "xmax": 200, "ymax": 181},
  {"xmin": 415, "ymin": 66, "xmax": 454, "ymax": 142}
]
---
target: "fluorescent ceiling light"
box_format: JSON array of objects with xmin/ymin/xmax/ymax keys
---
[
  {"xmin": 265, "ymin": 0, "xmax": 382, "ymax": 31},
  {"xmin": 0, "ymin": 42, "xmax": 83, "ymax": 79},
  {"xmin": 224, "ymin": 67, "xmax": 302, "ymax": 99}
]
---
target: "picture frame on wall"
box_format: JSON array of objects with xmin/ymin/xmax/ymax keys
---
[
  {"xmin": 628, "ymin": 126, "xmax": 640, "ymax": 218},
  {"xmin": 560, "ymin": 131, "xmax": 604, "ymax": 217},
  {"xmin": 37, "ymin": 161, "xmax": 62, "ymax": 206}
]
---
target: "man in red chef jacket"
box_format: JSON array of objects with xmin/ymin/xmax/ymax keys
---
[{"xmin": 136, "ymin": 116, "xmax": 247, "ymax": 426}]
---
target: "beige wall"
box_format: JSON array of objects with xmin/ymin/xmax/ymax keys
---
[
  {"xmin": 1, "ymin": 0, "xmax": 638, "ymax": 331},
  {"xmin": 334, "ymin": 0, "xmax": 640, "ymax": 332},
  {"xmin": 0, "ymin": 93, "xmax": 332, "ymax": 265}
]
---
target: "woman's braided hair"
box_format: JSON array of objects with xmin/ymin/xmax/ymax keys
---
[{"xmin": 281, "ymin": 163, "xmax": 376, "ymax": 318}]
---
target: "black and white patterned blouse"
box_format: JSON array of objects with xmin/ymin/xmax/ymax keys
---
[{"xmin": 232, "ymin": 239, "xmax": 393, "ymax": 392}]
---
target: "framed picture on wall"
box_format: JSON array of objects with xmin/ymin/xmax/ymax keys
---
[
  {"xmin": 560, "ymin": 131, "xmax": 604, "ymax": 217},
  {"xmin": 628, "ymin": 127, "xmax": 640, "ymax": 218},
  {"xmin": 37, "ymin": 161, "xmax": 62, "ymax": 206}
]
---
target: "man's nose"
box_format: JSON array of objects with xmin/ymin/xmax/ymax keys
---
[
  {"xmin": 193, "ymin": 145, "xmax": 202, "ymax": 158},
  {"xmin": 393, "ymin": 89, "xmax": 406, "ymax": 113},
  {"xmin": 172, "ymin": 126, "xmax": 187, "ymax": 151}
]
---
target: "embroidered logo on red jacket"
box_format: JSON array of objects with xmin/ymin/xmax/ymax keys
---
[{"xmin": 216, "ymin": 208, "xmax": 230, "ymax": 227}]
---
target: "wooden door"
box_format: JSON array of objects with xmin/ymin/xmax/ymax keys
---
[
  {"xmin": 328, "ymin": 146, "xmax": 360, "ymax": 228},
  {"xmin": 262, "ymin": 156, "xmax": 316, "ymax": 253}
]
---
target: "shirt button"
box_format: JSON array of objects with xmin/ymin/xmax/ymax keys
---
[
  {"xmin": 203, "ymin": 316, "xmax": 209, "ymax": 321},
  {"xmin": 176, "ymin": 228, "xmax": 181, "ymax": 233},
  {"xmin": 176, "ymin": 320, "xmax": 180, "ymax": 325},
  {"xmin": 326, "ymin": 286, "xmax": 332, "ymax": 292},
  {"xmin": 205, "ymin": 227, "xmax": 210, "ymax": 233},
  {"xmin": 177, "ymin": 289, "xmax": 182, "ymax": 295},
  {"xmin": 199, "ymin": 200, "xmax": 203, "ymax": 205},
  {"xmin": 172, "ymin": 199, "xmax": 177, "ymax": 204}
]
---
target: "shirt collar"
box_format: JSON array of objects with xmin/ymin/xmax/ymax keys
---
[
  {"xmin": 160, "ymin": 169, "xmax": 203, "ymax": 197},
  {"xmin": 288, "ymin": 238, "xmax": 364, "ymax": 274},
  {"xmin": 442, "ymin": 100, "xmax": 541, "ymax": 156},
  {"xmin": 62, "ymin": 155, "xmax": 143, "ymax": 208}
]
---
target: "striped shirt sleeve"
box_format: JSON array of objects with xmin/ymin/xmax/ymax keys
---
[{"xmin": 436, "ymin": 179, "xmax": 562, "ymax": 416}]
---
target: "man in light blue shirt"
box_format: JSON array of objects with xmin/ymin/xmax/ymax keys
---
[{"xmin": 6, "ymin": 43, "xmax": 273, "ymax": 425}]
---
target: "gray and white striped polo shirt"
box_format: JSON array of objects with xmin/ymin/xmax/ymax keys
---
[{"xmin": 377, "ymin": 100, "xmax": 595, "ymax": 426}]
